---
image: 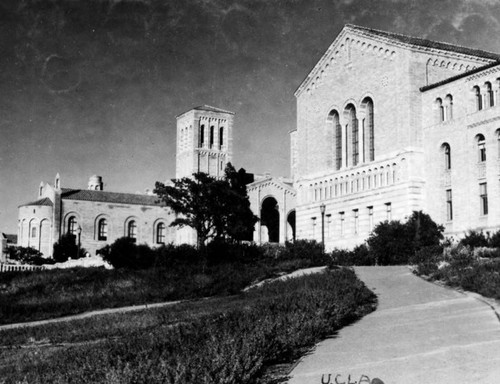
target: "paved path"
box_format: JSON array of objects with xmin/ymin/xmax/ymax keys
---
[{"xmin": 288, "ymin": 266, "xmax": 500, "ymax": 384}]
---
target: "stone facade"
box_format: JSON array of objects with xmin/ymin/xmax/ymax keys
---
[
  {"xmin": 291, "ymin": 24, "xmax": 500, "ymax": 249},
  {"xmin": 18, "ymin": 174, "xmax": 175, "ymax": 258}
]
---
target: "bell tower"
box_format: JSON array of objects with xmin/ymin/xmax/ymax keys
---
[{"xmin": 175, "ymin": 105, "xmax": 234, "ymax": 179}]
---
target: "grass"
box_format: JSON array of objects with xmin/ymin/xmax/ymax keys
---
[
  {"xmin": 0, "ymin": 255, "xmax": 322, "ymax": 325},
  {"xmin": 0, "ymin": 268, "xmax": 377, "ymax": 384}
]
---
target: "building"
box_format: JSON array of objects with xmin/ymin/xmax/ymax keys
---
[
  {"xmin": 18, "ymin": 174, "xmax": 176, "ymax": 257},
  {"xmin": 248, "ymin": 24, "xmax": 500, "ymax": 250},
  {"xmin": 17, "ymin": 105, "xmax": 234, "ymax": 258},
  {"xmin": 1, "ymin": 233, "xmax": 17, "ymax": 262}
]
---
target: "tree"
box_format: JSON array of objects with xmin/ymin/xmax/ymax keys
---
[{"xmin": 154, "ymin": 165, "xmax": 258, "ymax": 248}]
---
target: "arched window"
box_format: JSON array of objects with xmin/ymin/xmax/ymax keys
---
[
  {"xmin": 362, "ymin": 98, "xmax": 374, "ymax": 162},
  {"xmin": 445, "ymin": 95, "xmax": 453, "ymax": 120},
  {"xmin": 486, "ymin": 82, "xmax": 494, "ymax": 108},
  {"xmin": 477, "ymin": 134, "xmax": 486, "ymax": 162},
  {"xmin": 127, "ymin": 220, "xmax": 137, "ymax": 242},
  {"xmin": 209, "ymin": 126, "xmax": 214, "ymax": 148},
  {"xmin": 219, "ymin": 127, "xmax": 224, "ymax": 149},
  {"xmin": 199, "ymin": 124, "xmax": 205, "ymax": 147},
  {"xmin": 327, "ymin": 110, "xmax": 342, "ymax": 170},
  {"xmin": 31, "ymin": 226, "xmax": 37, "ymax": 238},
  {"xmin": 474, "ymin": 86, "xmax": 482, "ymax": 111},
  {"xmin": 156, "ymin": 222, "xmax": 166, "ymax": 244},
  {"xmin": 98, "ymin": 218, "xmax": 108, "ymax": 241},
  {"xmin": 344, "ymin": 104, "xmax": 358, "ymax": 167},
  {"xmin": 436, "ymin": 98, "xmax": 444, "ymax": 122},
  {"xmin": 68, "ymin": 216, "xmax": 77, "ymax": 235},
  {"xmin": 442, "ymin": 143, "xmax": 451, "ymax": 170}
]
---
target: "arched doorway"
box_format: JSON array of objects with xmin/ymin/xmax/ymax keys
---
[
  {"xmin": 261, "ymin": 197, "xmax": 279, "ymax": 243},
  {"xmin": 287, "ymin": 210, "xmax": 296, "ymax": 242}
]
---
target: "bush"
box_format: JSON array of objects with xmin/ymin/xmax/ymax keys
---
[
  {"xmin": 101, "ymin": 237, "xmax": 155, "ymax": 269},
  {"xmin": 329, "ymin": 244, "xmax": 375, "ymax": 266},
  {"xmin": 367, "ymin": 211, "xmax": 444, "ymax": 265},
  {"xmin": 53, "ymin": 233, "xmax": 86, "ymax": 263},
  {"xmin": 7, "ymin": 246, "xmax": 52, "ymax": 265},
  {"xmin": 459, "ymin": 230, "xmax": 489, "ymax": 248},
  {"xmin": 488, "ymin": 230, "xmax": 500, "ymax": 248}
]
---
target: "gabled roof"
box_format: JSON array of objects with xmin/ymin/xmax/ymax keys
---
[
  {"xmin": 349, "ymin": 24, "xmax": 500, "ymax": 61},
  {"xmin": 19, "ymin": 197, "xmax": 54, "ymax": 207},
  {"xmin": 420, "ymin": 61, "xmax": 500, "ymax": 92},
  {"xmin": 61, "ymin": 189, "xmax": 166, "ymax": 207},
  {"xmin": 295, "ymin": 24, "xmax": 500, "ymax": 98},
  {"xmin": 247, "ymin": 176, "xmax": 296, "ymax": 194},
  {"xmin": 176, "ymin": 105, "xmax": 234, "ymax": 118}
]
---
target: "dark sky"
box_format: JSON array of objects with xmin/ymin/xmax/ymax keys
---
[{"xmin": 2, "ymin": 0, "xmax": 500, "ymax": 233}]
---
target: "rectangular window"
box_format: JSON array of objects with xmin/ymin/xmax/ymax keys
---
[
  {"xmin": 368, "ymin": 206, "xmax": 374, "ymax": 232},
  {"xmin": 339, "ymin": 212, "xmax": 345, "ymax": 237},
  {"xmin": 480, "ymin": 183, "xmax": 488, "ymax": 215},
  {"xmin": 353, "ymin": 209, "xmax": 359, "ymax": 235},
  {"xmin": 326, "ymin": 214, "xmax": 332, "ymax": 238},
  {"xmin": 385, "ymin": 203, "xmax": 392, "ymax": 221},
  {"xmin": 446, "ymin": 189, "xmax": 453, "ymax": 221},
  {"xmin": 479, "ymin": 142, "xmax": 486, "ymax": 162},
  {"xmin": 311, "ymin": 217, "xmax": 317, "ymax": 239}
]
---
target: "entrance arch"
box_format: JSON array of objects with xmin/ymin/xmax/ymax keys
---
[{"xmin": 261, "ymin": 196, "xmax": 280, "ymax": 243}]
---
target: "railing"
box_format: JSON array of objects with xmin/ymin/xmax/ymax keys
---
[{"xmin": 0, "ymin": 263, "xmax": 45, "ymax": 273}]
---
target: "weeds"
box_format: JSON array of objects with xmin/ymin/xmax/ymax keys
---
[{"xmin": 1, "ymin": 269, "xmax": 376, "ymax": 384}]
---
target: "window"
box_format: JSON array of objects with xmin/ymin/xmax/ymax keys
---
[
  {"xmin": 362, "ymin": 97, "xmax": 374, "ymax": 162},
  {"xmin": 486, "ymin": 82, "xmax": 494, "ymax": 108},
  {"xmin": 127, "ymin": 220, "xmax": 137, "ymax": 242},
  {"xmin": 200, "ymin": 124, "xmax": 205, "ymax": 147},
  {"xmin": 339, "ymin": 212, "xmax": 345, "ymax": 237},
  {"xmin": 368, "ymin": 206, "xmax": 374, "ymax": 232},
  {"xmin": 385, "ymin": 203, "xmax": 392, "ymax": 221},
  {"xmin": 474, "ymin": 86, "xmax": 482, "ymax": 111},
  {"xmin": 68, "ymin": 216, "xmax": 77, "ymax": 235},
  {"xmin": 219, "ymin": 127, "xmax": 224, "ymax": 149},
  {"xmin": 480, "ymin": 183, "xmax": 488, "ymax": 215},
  {"xmin": 436, "ymin": 98, "xmax": 444, "ymax": 122},
  {"xmin": 353, "ymin": 209, "xmax": 359, "ymax": 235},
  {"xmin": 442, "ymin": 143, "xmax": 451, "ymax": 170},
  {"xmin": 156, "ymin": 223, "xmax": 166, "ymax": 244},
  {"xmin": 344, "ymin": 104, "xmax": 358, "ymax": 166},
  {"xmin": 327, "ymin": 110, "xmax": 342, "ymax": 170},
  {"xmin": 477, "ymin": 134, "xmax": 486, "ymax": 162},
  {"xmin": 31, "ymin": 226, "xmax": 37, "ymax": 238},
  {"xmin": 98, "ymin": 219, "xmax": 108, "ymax": 241},
  {"xmin": 445, "ymin": 95, "xmax": 453, "ymax": 120},
  {"xmin": 446, "ymin": 189, "xmax": 453, "ymax": 221},
  {"xmin": 209, "ymin": 126, "xmax": 214, "ymax": 148}
]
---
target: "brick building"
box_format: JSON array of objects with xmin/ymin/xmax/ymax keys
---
[
  {"xmin": 249, "ymin": 24, "xmax": 500, "ymax": 250},
  {"xmin": 18, "ymin": 174, "xmax": 176, "ymax": 257}
]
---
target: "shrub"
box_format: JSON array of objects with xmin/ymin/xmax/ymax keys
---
[
  {"xmin": 53, "ymin": 233, "xmax": 86, "ymax": 263},
  {"xmin": 488, "ymin": 230, "xmax": 500, "ymax": 248},
  {"xmin": 367, "ymin": 211, "xmax": 443, "ymax": 265},
  {"xmin": 367, "ymin": 220, "xmax": 410, "ymax": 265},
  {"xmin": 460, "ymin": 230, "xmax": 489, "ymax": 248},
  {"xmin": 7, "ymin": 246, "xmax": 52, "ymax": 265},
  {"xmin": 473, "ymin": 247, "xmax": 500, "ymax": 259},
  {"xmin": 329, "ymin": 244, "xmax": 375, "ymax": 266},
  {"xmin": 101, "ymin": 237, "xmax": 155, "ymax": 269}
]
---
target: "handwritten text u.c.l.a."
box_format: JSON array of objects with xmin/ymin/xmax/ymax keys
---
[{"xmin": 321, "ymin": 373, "xmax": 385, "ymax": 384}]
